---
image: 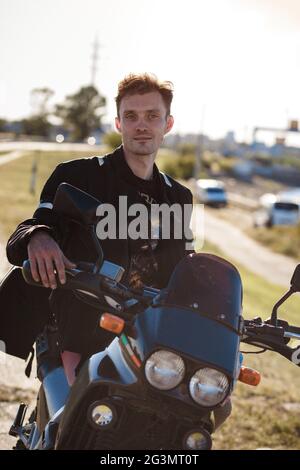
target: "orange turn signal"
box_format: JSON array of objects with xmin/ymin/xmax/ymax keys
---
[
  {"xmin": 238, "ymin": 366, "xmax": 261, "ymax": 386},
  {"xmin": 100, "ymin": 313, "xmax": 125, "ymax": 335}
]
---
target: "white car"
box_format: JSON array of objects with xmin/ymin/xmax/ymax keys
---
[
  {"xmin": 254, "ymin": 193, "xmax": 300, "ymax": 227},
  {"xmin": 196, "ymin": 179, "xmax": 227, "ymax": 207}
]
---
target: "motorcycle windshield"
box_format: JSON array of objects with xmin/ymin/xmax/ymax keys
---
[
  {"xmin": 134, "ymin": 253, "xmax": 243, "ymax": 377},
  {"xmin": 162, "ymin": 253, "xmax": 243, "ymax": 332}
]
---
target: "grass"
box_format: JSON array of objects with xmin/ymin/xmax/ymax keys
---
[
  {"xmin": 276, "ymin": 155, "xmax": 300, "ymax": 171},
  {"xmin": 1, "ymin": 151, "xmax": 300, "ymax": 449},
  {"xmin": 0, "ymin": 384, "xmax": 35, "ymax": 403},
  {"xmin": 0, "ymin": 148, "xmax": 185, "ymax": 240},
  {"xmin": 0, "ymin": 150, "xmax": 98, "ymax": 239},
  {"xmin": 247, "ymin": 225, "xmax": 300, "ymax": 262}
]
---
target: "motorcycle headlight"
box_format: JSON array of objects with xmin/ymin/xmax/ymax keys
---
[
  {"xmin": 189, "ymin": 368, "xmax": 229, "ymax": 407},
  {"xmin": 184, "ymin": 429, "xmax": 212, "ymax": 450},
  {"xmin": 145, "ymin": 350, "xmax": 185, "ymax": 390}
]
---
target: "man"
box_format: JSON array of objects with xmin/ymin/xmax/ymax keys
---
[
  {"xmin": 1, "ymin": 73, "xmax": 194, "ymax": 360},
  {"xmin": 1, "ymin": 72, "xmax": 231, "ymax": 430}
]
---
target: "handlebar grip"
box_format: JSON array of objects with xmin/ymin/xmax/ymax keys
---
[
  {"xmin": 286, "ymin": 325, "xmax": 300, "ymax": 336},
  {"xmin": 22, "ymin": 259, "xmax": 79, "ymax": 288}
]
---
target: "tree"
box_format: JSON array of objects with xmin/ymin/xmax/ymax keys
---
[
  {"xmin": 0, "ymin": 118, "xmax": 8, "ymax": 132},
  {"xmin": 30, "ymin": 87, "xmax": 54, "ymax": 117},
  {"xmin": 55, "ymin": 85, "xmax": 106, "ymax": 141},
  {"xmin": 22, "ymin": 87, "xmax": 54, "ymax": 137},
  {"xmin": 103, "ymin": 131, "xmax": 122, "ymax": 150},
  {"xmin": 21, "ymin": 116, "xmax": 51, "ymax": 137},
  {"xmin": 178, "ymin": 142, "xmax": 197, "ymax": 156}
]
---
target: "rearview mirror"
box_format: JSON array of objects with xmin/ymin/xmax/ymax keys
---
[
  {"xmin": 53, "ymin": 183, "xmax": 104, "ymax": 270},
  {"xmin": 291, "ymin": 264, "xmax": 300, "ymax": 292},
  {"xmin": 53, "ymin": 183, "xmax": 101, "ymax": 226}
]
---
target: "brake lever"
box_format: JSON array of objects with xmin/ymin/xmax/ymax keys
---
[
  {"xmin": 100, "ymin": 278, "xmax": 153, "ymax": 308},
  {"xmin": 244, "ymin": 317, "xmax": 300, "ymax": 345},
  {"xmin": 244, "ymin": 319, "xmax": 285, "ymax": 338}
]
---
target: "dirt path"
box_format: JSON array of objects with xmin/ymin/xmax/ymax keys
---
[
  {"xmin": 0, "ymin": 362, "xmax": 38, "ymax": 450},
  {"xmin": 195, "ymin": 206, "xmax": 297, "ymax": 288},
  {"xmin": 0, "ymin": 151, "xmax": 25, "ymax": 167}
]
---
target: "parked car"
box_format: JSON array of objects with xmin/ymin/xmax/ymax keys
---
[
  {"xmin": 278, "ymin": 188, "xmax": 300, "ymax": 205},
  {"xmin": 196, "ymin": 179, "xmax": 227, "ymax": 207},
  {"xmin": 253, "ymin": 193, "xmax": 300, "ymax": 228}
]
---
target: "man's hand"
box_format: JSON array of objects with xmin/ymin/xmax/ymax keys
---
[{"xmin": 27, "ymin": 231, "xmax": 76, "ymax": 289}]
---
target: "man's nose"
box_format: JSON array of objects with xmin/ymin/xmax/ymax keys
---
[{"xmin": 136, "ymin": 117, "xmax": 148, "ymax": 132}]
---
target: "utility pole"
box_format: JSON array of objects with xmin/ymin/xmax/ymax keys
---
[
  {"xmin": 194, "ymin": 105, "xmax": 206, "ymax": 179},
  {"xmin": 30, "ymin": 152, "xmax": 40, "ymax": 195},
  {"xmin": 91, "ymin": 36, "xmax": 100, "ymax": 86}
]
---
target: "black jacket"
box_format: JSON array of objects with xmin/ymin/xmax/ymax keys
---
[
  {"xmin": 6, "ymin": 145, "xmax": 194, "ymax": 287},
  {"xmin": 1, "ymin": 146, "xmax": 194, "ymax": 359}
]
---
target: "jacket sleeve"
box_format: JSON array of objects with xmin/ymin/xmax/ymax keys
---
[{"xmin": 6, "ymin": 163, "xmax": 68, "ymax": 266}]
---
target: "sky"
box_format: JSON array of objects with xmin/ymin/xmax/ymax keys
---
[{"xmin": 1, "ymin": 0, "xmax": 300, "ymax": 144}]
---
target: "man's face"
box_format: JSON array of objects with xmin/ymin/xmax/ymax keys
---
[{"xmin": 115, "ymin": 91, "xmax": 174, "ymax": 157}]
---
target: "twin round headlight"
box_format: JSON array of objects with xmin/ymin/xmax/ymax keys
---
[
  {"xmin": 145, "ymin": 350, "xmax": 185, "ymax": 390},
  {"xmin": 189, "ymin": 367, "xmax": 229, "ymax": 407},
  {"xmin": 145, "ymin": 350, "xmax": 229, "ymax": 406}
]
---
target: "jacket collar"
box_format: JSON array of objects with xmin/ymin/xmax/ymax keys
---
[{"xmin": 109, "ymin": 145, "xmax": 172, "ymax": 189}]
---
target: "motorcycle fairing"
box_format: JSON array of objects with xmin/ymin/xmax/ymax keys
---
[
  {"xmin": 55, "ymin": 337, "xmax": 212, "ymax": 449},
  {"xmin": 133, "ymin": 305, "xmax": 241, "ymax": 378}
]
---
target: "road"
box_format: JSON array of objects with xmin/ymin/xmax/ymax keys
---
[
  {"xmin": 0, "ymin": 141, "xmax": 106, "ymax": 153},
  {"xmin": 0, "ymin": 142, "xmax": 107, "ymax": 170},
  {"xmin": 196, "ymin": 207, "xmax": 297, "ymax": 288},
  {"xmin": 0, "ymin": 151, "xmax": 26, "ymax": 167}
]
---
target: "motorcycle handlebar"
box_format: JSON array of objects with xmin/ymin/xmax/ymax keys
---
[
  {"xmin": 242, "ymin": 317, "xmax": 300, "ymax": 367},
  {"xmin": 22, "ymin": 259, "xmax": 153, "ymax": 309},
  {"xmin": 243, "ymin": 318, "xmax": 300, "ymax": 340},
  {"xmin": 22, "ymin": 259, "xmax": 300, "ymax": 365},
  {"xmin": 22, "ymin": 259, "xmax": 90, "ymax": 289}
]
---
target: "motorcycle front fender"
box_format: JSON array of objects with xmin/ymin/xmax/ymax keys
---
[{"xmin": 88, "ymin": 337, "xmax": 138, "ymax": 387}]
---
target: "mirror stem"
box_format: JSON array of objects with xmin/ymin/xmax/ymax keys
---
[{"xmin": 271, "ymin": 288, "xmax": 295, "ymax": 326}]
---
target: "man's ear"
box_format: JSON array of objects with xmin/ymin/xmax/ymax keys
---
[
  {"xmin": 165, "ymin": 115, "xmax": 174, "ymax": 134},
  {"xmin": 115, "ymin": 117, "xmax": 121, "ymax": 133}
]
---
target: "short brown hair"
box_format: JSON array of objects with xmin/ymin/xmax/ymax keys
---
[{"xmin": 116, "ymin": 73, "xmax": 173, "ymax": 116}]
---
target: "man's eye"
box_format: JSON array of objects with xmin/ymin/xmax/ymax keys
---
[
  {"xmin": 149, "ymin": 114, "xmax": 159, "ymax": 119},
  {"xmin": 125, "ymin": 114, "xmax": 136, "ymax": 120}
]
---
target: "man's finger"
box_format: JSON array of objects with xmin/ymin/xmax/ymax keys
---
[
  {"xmin": 29, "ymin": 256, "xmax": 40, "ymax": 282},
  {"xmin": 36, "ymin": 257, "xmax": 50, "ymax": 288},
  {"xmin": 44, "ymin": 257, "xmax": 57, "ymax": 289},
  {"xmin": 62, "ymin": 255, "xmax": 76, "ymax": 269},
  {"xmin": 53, "ymin": 254, "xmax": 66, "ymax": 285}
]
